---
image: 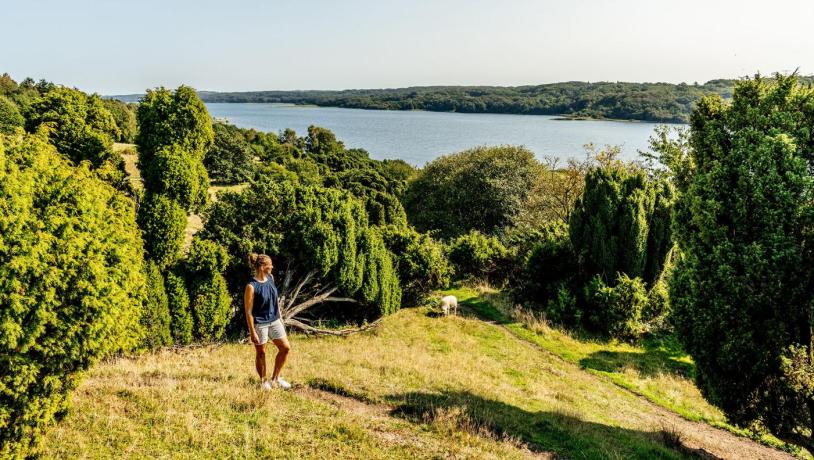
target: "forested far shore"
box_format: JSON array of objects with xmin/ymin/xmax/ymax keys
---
[{"xmin": 113, "ymin": 75, "xmax": 814, "ymax": 123}]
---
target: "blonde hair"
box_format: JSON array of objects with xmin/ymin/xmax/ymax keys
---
[{"xmin": 248, "ymin": 253, "xmax": 272, "ymax": 271}]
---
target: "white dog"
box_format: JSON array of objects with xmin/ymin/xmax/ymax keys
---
[{"xmin": 440, "ymin": 295, "xmax": 458, "ymax": 316}]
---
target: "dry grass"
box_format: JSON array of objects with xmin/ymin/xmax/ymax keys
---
[
  {"xmin": 42, "ymin": 304, "xmax": 792, "ymax": 459},
  {"xmin": 114, "ymin": 142, "xmax": 142, "ymax": 191}
]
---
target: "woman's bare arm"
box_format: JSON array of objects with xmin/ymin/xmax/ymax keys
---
[{"xmin": 244, "ymin": 284, "xmax": 259, "ymax": 344}]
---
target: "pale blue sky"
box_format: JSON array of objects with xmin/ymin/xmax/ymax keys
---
[{"xmin": 2, "ymin": 0, "xmax": 812, "ymax": 94}]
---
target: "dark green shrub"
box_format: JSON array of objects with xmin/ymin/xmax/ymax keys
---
[
  {"xmin": 142, "ymin": 261, "xmax": 172, "ymax": 348},
  {"xmin": 569, "ymin": 164, "xmax": 674, "ymax": 286},
  {"xmin": 380, "ymin": 225, "xmax": 451, "ymax": 304},
  {"xmin": 544, "ymin": 284, "xmax": 581, "ymax": 325},
  {"xmin": 358, "ymin": 228, "xmax": 402, "ymax": 315},
  {"xmin": 0, "ymin": 133, "xmax": 146, "ymax": 458},
  {"xmin": 205, "ymin": 121, "xmax": 253, "ymax": 184},
  {"xmin": 137, "ymin": 193, "xmax": 187, "ymax": 269},
  {"xmin": 671, "ymin": 75, "xmax": 814, "ymax": 449},
  {"xmin": 519, "ymin": 221, "xmax": 577, "ymax": 307},
  {"xmin": 584, "ymin": 273, "xmax": 647, "ymax": 340},
  {"xmin": 165, "ymin": 270, "xmax": 193, "ymax": 345},
  {"xmin": 447, "ymin": 230, "xmax": 508, "ymax": 279},
  {"xmin": 201, "ymin": 179, "xmax": 402, "ymax": 320}
]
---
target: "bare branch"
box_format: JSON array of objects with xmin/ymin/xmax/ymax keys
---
[
  {"xmin": 285, "ymin": 270, "xmax": 314, "ymax": 310},
  {"xmin": 285, "ymin": 317, "xmax": 383, "ymax": 336},
  {"xmin": 284, "ymin": 286, "xmax": 339, "ymax": 319}
]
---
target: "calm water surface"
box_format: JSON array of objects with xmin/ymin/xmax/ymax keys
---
[{"xmin": 206, "ymin": 103, "xmax": 668, "ymax": 165}]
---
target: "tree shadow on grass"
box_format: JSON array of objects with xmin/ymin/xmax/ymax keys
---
[
  {"xmin": 456, "ymin": 295, "xmax": 514, "ymax": 324},
  {"xmin": 580, "ymin": 337, "xmax": 695, "ymax": 379},
  {"xmin": 386, "ymin": 390, "xmax": 709, "ymax": 459}
]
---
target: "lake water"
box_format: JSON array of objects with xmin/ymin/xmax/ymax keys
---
[{"xmin": 205, "ymin": 103, "xmax": 668, "ymax": 165}]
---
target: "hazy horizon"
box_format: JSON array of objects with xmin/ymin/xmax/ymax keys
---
[
  {"xmin": 4, "ymin": 0, "xmax": 812, "ymax": 95},
  {"xmin": 97, "ymin": 73, "xmax": 806, "ymax": 98}
]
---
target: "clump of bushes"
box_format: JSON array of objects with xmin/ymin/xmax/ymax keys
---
[
  {"xmin": 201, "ymin": 179, "xmax": 403, "ymax": 325},
  {"xmin": 204, "ymin": 121, "xmax": 254, "ymax": 185},
  {"xmin": 183, "ymin": 239, "xmax": 232, "ymax": 341},
  {"xmin": 142, "ymin": 261, "xmax": 172, "ymax": 348},
  {"xmin": 0, "ymin": 133, "xmax": 147, "ymax": 458},
  {"xmin": 446, "ymin": 230, "xmax": 508, "ymax": 280},
  {"xmin": 518, "ymin": 159, "xmax": 675, "ymax": 340},
  {"xmin": 165, "ymin": 270, "xmax": 193, "ymax": 345},
  {"xmin": 404, "ymin": 145, "xmax": 541, "ymax": 238},
  {"xmin": 381, "ymin": 225, "xmax": 451, "ymax": 304},
  {"xmin": 584, "ymin": 273, "xmax": 647, "ymax": 340}
]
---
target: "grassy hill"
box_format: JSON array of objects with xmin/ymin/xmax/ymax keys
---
[{"xmin": 41, "ymin": 288, "xmax": 798, "ymax": 459}]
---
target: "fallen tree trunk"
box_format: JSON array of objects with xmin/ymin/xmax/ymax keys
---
[{"xmin": 277, "ymin": 269, "xmax": 380, "ymax": 336}]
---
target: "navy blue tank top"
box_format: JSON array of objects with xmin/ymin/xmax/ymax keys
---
[{"xmin": 249, "ymin": 276, "xmax": 279, "ymax": 323}]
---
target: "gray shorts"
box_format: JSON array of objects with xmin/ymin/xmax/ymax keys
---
[{"xmin": 254, "ymin": 319, "xmax": 287, "ymax": 345}]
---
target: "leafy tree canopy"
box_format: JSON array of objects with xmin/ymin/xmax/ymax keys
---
[
  {"xmin": 404, "ymin": 145, "xmax": 541, "ymax": 239},
  {"xmin": 204, "ymin": 121, "xmax": 254, "ymax": 184},
  {"xmin": 0, "ymin": 95, "xmax": 24, "ymax": 135},
  {"xmin": 25, "ymin": 86, "xmax": 118, "ymax": 168}
]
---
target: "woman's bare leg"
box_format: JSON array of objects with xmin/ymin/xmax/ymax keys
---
[
  {"xmin": 254, "ymin": 343, "xmax": 267, "ymax": 381},
  {"xmin": 271, "ymin": 337, "xmax": 290, "ymax": 381}
]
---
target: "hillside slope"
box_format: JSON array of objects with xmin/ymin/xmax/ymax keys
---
[{"xmin": 42, "ymin": 296, "xmax": 793, "ymax": 459}]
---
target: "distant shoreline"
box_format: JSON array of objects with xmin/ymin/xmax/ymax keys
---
[
  {"xmin": 111, "ymin": 96, "xmax": 684, "ymax": 124},
  {"xmin": 109, "ymin": 76, "xmax": 814, "ymax": 124}
]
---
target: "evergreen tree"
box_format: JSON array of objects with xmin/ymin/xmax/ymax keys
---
[
  {"xmin": 201, "ymin": 178, "xmax": 402, "ymax": 323},
  {"xmin": 569, "ymin": 164, "xmax": 673, "ymax": 286},
  {"xmin": 204, "ymin": 121, "xmax": 253, "ymax": 184},
  {"xmin": 671, "ymin": 75, "xmax": 814, "ymax": 450},
  {"xmin": 0, "ymin": 133, "xmax": 146, "ymax": 458}
]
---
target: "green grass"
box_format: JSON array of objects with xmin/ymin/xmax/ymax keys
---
[
  {"xmin": 41, "ymin": 303, "xmax": 751, "ymax": 458},
  {"xmin": 448, "ymin": 285, "xmax": 809, "ymax": 458}
]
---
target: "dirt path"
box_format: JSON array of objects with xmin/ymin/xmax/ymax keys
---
[{"xmin": 484, "ymin": 318, "xmax": 795, "ymax": 460}]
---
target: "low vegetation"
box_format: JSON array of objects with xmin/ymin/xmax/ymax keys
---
[{"xmin": 41, "ymin": 298, "xmax": 792, "ymax": 459}]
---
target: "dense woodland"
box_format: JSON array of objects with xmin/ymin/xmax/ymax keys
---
[
  {"xmin": 3, "ymin": 72, "xmax": 814, "ymax": 457},
  {"xmin": 171, "ymin": 77, "xmax": 814, "ymax": 123}
]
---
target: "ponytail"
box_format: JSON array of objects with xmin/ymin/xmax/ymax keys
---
[{"xmin": 248, "ymin": 253, "xmax": 272, "ymax": 271}]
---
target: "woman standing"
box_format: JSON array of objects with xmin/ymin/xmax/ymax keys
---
[{"xmin": 244, "ymin": 253, "xmax": 291, "ymax": 390}]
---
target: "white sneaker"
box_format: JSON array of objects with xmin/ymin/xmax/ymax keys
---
[
  {"xmin": 273, "ymin": 378, "xmax": 292, "ymax": 390},
  {"xmin": 260, "ymin": 380, "xmax": 273, "ymax": 391}
]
